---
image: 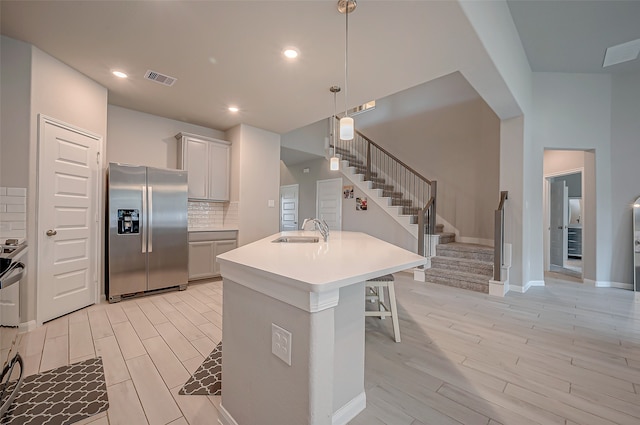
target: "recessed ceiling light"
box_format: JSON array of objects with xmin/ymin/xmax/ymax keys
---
[
  {"xmin": 228, "ymin": 106, "xmax": 239, "ymax": 113},
  {"xmin": 112, "ymin": 70, "xmax": 128, "ymax": 78},
  {"xmin": 283, "ymin": 48, "xmax": 299, "ymax": 59}
]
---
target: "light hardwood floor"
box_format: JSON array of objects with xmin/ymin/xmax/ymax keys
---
[{"xmin": 4, "ymin": 274, "xmax": 640, "ymax": 425}]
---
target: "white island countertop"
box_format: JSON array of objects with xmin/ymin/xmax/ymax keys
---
[
  {"xmin": 217, "ymin": 230, "xmax": 427, "ymax": 293},
  {"xmin": 217, "ymin": 231, "xmax": 427, "ymax": 425}
]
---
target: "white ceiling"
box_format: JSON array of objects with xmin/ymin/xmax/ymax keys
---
[
  {"xmin": 2, "ymin": 1, "xmax": 639, "ymax": 138},
  {"xmin": 507, "ymin": 0, "xmax": 640, "ymax": 74}
]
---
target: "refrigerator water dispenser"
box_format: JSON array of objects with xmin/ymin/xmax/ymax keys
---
[{"xmin": 117, "ymin": 209, "xmax": 139, "ymax": 234}]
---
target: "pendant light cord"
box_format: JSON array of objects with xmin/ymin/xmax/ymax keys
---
[
  {"xmin": 333, "ymin": 90, "xmax": 338, "ymax": 146},
  {"xmin": 344, "ymin": 2, "xmax": 349, "ymax": 119}
]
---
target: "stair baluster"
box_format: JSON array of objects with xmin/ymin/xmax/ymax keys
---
[{"xmin": 330, "ymin": 118, "xmax": 436, "ymax": 257}]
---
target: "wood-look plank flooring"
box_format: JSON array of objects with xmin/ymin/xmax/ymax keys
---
[{"xmin": 4, "ymin": 273, "xmax": 640, "ymax": 424}]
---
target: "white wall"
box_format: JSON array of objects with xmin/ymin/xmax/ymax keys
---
[
  {"xmin": 533, "ymin": 73, "xmax": 613, "ymax": 286},
  {"xmin": 544, "ymin": 150, "xmax": 586, "ymax": 176},
  {"xmin": 227, "ymin": 124, "xmax": 281, "ymax": 246},
  {"xmin": 280, "ymin": 118, "xmax": 328, "ymax": 158},
  {"xmin": 29, "ymin": 47, "xmax": 109, "ymax": 322},
  {"xmin": 281, "ymin": 158, "xmax": 416, "ymax": 252},
  {"xmin": 610, "ymin": 73, "xmax": 640, "ymax": 286},
  {"xmin": 0, "ymin": 36, "xmax": 31, "ymax": 188},
  {"xmin": 0, "ymin": 40, "xmax": 110, "ymax": 324},
  {"xmin": 458, "ymin": 0, "xmax": 534, "ymax": 289},
  {"xmin": 107, "ymin": 105, "xmax": 225, "ymax": 169}
]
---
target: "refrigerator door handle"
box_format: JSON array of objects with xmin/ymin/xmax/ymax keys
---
[
  {"xmin": 148, "ymin": 186, "xmax": 153, "ymax": 253},
  {"xmin": 142, "ymin": 185, "xmax": 147, "ymax": 253}
]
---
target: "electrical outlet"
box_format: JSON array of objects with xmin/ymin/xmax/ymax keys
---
[{"xmin": 271, "ymin": 323, "xmax": 292, "ymax": 366}]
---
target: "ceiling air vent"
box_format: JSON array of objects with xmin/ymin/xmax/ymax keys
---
[{"xmin": 144, "ymin": 70, "xmax": 177, "ymax": 87}]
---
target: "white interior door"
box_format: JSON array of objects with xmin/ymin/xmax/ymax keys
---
[
  {"xmin": 316, "ymin": 178, "xmax": 342, "ymax": 230},
  {"xmin": 549, "ymin": 180, "xmax": 568, "ymax": 270},
  {"xmin": 38, "ymin": 116, "xmax": 101, "ymax": 323},
  {"xmin": 280, "ymin": 184, "xmax": 299, "ymax": 231}
]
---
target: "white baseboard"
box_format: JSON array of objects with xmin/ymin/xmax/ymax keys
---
[
  {"xmin": 218, "ymin": 403, "xmax": 239, "ymax": 425},
  {"xmin": 413, "ymin": 268, "xmax": 426, "ymax": 282},
  {"xmin": 511, "ymin": 280, "xmax": 544, "ymax": 293},
  {"xmin": 332, "ymin": 391, "xmax": 367, "ymax": 425},
  {"xmin": 489, "ymin": 280, "xmax": 508, "ymax": 297},
  {"xmin": 218, "ymin": 392, "xmax": 366, "ymax": 425},
  {"xmin": 19, "ymin": 320, "xmax": 37, "ymax": 332},
  {"xmin": 610, "ymin": 282, "xmax": 633, "ymax": 290},
  {"xmin": 585, "ymin": 279, "xmax": 633, "ymax": 290}
]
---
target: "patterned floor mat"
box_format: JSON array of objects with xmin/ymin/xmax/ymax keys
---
[
  {"xmin": 0, "ymin": 357, "xmax": 108, "ymax": 425},
  {"xmin": 179, "ymin": 341, "xmax": 222, "ymax": 395}
]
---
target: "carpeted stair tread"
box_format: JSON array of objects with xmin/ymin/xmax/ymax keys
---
[
  {"xmin": 436, "ymin": 242, "xmax": 494, "ymax": 262},
  {"xmin": 382, "ymin": 191, "xmax": 404, "ymax": 199},
  {"xmin": 430, "ymin": 256, "xmax": 493, "ymax": 277},
  {"xmin": 391, "ymin": 199, "xmax": 413, "ymax": 207},
  {"xmin": 423, "ymin": 268, "xmax": 489, "ymax": 293},
  {"xmin": 373, "ymin": 183, "xmax": 395, "ymax": 191},
  {"xmin": 436, "ymin": 232, "xmax": 456, "ymax": 244}
]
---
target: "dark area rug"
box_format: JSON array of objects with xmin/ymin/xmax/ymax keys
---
[
  {"xmin": 179, "ymin": 341, "xmax": 222, "ymax": 396},
  {"xmin": 0, "ymin": 357, "xmax": 108, "ymax": 425}
]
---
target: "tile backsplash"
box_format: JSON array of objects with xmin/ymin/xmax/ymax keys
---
[
  {"xmin": 0, "ymin": 187, "xmax": 27, "ymax": 240},
  {"xmin": 188, "ymin": 201, "xmax": 239, "ymax": 228}
]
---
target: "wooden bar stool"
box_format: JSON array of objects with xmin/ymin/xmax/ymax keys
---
[{"xmin": 365, "ymin": 274, "xmax": 401, "ymax": 342}]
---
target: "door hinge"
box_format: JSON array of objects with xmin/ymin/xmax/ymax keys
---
[{"xmin": 96, "ymin": 151, "xmax": 100, "ymax": 165}]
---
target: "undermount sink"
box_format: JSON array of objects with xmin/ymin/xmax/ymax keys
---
[{"xmin": 271, "ymin": 236, "xmax": 319, "ymax": 243}]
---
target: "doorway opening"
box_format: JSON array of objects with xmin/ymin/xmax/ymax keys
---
[
  {"xmin": 316, "ymin": 178, "xmax": 342, "ymax": 230},
  {"xmin": 543, "ymin": 149, "xmax": 592, "ymax": 281},
  {"xmin": 280, "ymin": 184, "xmax": 299, "ymax": 231}
]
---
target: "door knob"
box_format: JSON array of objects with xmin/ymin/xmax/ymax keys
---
[{"xmin": 46, "ymin": 229, "xmax": 57, "ymax": 236}]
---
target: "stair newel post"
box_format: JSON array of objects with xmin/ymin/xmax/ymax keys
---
[
  {"xmin": 493, "ymin": 190, "xmax": 508, "ymax": 282},
  {"xmin": 429, "ymin": 181, "xmax": 437, "ymax": 236},
  {"xmin": 418, "ymin": 180, "xmax": 437, "ymax": 259},
  {"xmin": 365, "ymin": 140, "xmax": 372, "ymax": 182},
  {"xmin": 418, "ymin": 208, "xmax": 425, "ymax": 259}
]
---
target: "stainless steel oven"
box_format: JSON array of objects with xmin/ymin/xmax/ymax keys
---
[{"xmin": 0, "ymin": 241, "xmax": 26, "ymax": 418}]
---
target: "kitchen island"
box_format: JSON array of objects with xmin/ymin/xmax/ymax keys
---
[{"xmin": 216, "ymin": 231, "xmax": 427, "ymax": 425}]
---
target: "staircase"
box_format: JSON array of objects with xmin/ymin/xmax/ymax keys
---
[
  {"xmin": 331, "ymin": 126, "xmax": 503, "ymax": 295},
  {"xmin": 335, "ymin": 145, "xmax": 425, "ymax": 219},
  {"xmin": 424, "ymin": 242, "xmax": 494, "ymax": 293}
]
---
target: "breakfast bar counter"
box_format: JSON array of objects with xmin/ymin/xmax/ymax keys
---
[{"xmin": 217, "ymin": 231, "xmax": 426, "ymax": 425}]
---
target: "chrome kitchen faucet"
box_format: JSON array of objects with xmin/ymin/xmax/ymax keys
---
[{"xmin": 301, "ymin": 218, "xmax": 330, "ymax": 242}]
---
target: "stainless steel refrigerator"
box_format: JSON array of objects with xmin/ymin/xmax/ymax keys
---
[{"xmin": 107, "ymin": 163, "xmax": 188, "ymax": 302}]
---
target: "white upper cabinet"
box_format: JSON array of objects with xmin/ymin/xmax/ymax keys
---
[{"xmin": 176, "ymin": 132, "xmax": 230, "ymax": 201}]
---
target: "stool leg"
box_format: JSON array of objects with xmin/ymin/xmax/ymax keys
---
[
  {"xmin": 379, "ymin": 285, "xmax": 386, "ymax": 320},
  {"xmin": 387, "ymin": 282, "xmax": 401, "ymax": 343}
]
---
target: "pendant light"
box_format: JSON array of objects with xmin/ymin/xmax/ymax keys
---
[
  {"xmin": 338, "ymin": 0, "xmax": 356, "ymax": 141},
  {"xmin": 330, "ymin": 85, "xmax": 341, "ymax": 170}
]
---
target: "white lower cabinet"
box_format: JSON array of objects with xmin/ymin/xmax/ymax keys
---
[{"xmin": 188, "ymin": 231, "xmax": 238, "ymax": 281}]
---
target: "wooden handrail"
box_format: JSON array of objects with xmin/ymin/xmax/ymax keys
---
[
  {"xmin": 417, "ymin": 180, "xmax": 437, "ymax": 259},
  {"xmin": 497, "ymin": 190, "xmax": 508, "ymax": 211},
  {"xmin": 333, "ymin": 117, "xmax": 432, "ymax": 185},
  {"xmin": 354, "ymin": 128, "xmax": 433, "ymax": 185},
  {"xmin": 332, "ymin": 117, "xmax": 436, "ymax": 257},
  {"xmin": 493, "ymin": 191, "xmax": 508, "ymax": 282}
]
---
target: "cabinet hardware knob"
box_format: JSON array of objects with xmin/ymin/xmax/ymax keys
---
[{"xmin": 46, "ymin": 229, "xmax": 57, "ymax": 236}]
